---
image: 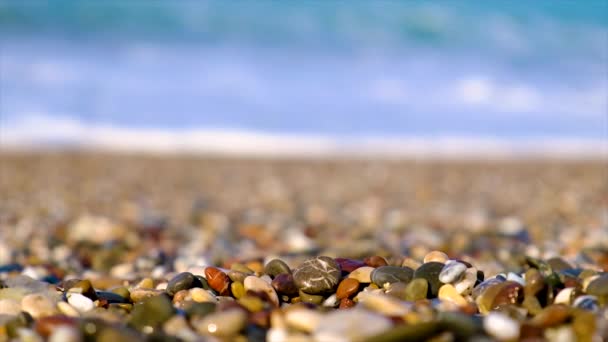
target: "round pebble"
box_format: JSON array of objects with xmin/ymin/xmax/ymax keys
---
[
  {"xmin": 292, "ymin": 256, "xmax": 341, "ymax": 295},
  {"xmin": 484, "ymin": 312, "xmax": 520, "ymax": 341},
  {"xmin": 371, "ymin": 266, "xmax": 414, "ymax": 287},
  {"xmin": 438, "ymin": 261, "xmax": 467, "ymax": 284}
]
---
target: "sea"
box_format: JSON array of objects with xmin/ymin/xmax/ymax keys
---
[{"xmin": 0, "ymin": 1, "xmax": 606, "ymax": 157}]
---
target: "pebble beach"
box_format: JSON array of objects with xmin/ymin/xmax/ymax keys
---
[{"xmin": 0, "ymin": 152, "xmax": 607, "ymax": 341}]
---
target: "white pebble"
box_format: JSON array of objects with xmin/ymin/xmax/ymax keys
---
[
  {"xmin": 554, "ymin": 288, "xmax": 574, "ymax": 305},
  {"xmin": 67, "ymin": 293, "xmax": 95, "ymax": 312},
  {"xmin": 484, "ymin": 312, "xmax": 520, "ymax": 341},
  {"xmin": 506, "ymin": 272, "xmax": 525, "ymax": 286}
]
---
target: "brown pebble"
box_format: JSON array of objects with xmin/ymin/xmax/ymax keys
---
[
  {"xmin": 531, "ymin": 304, "xmax": 571, "ymax": 327},
  {"xmin": 334, "ymin": 258, "xmax": 366, "ymax": 273},
  {"xmin": 336, "ymin": 278, "xmax": 360, "ymax": 300},
  {"xmin": 205, "ymin": 267, "xmax": 231, "ymax": 295},
  {"xmin": 491, "ymin": 281, "xmax": 524, "ymax": 309},
  {"xmin": 271, "ymin": 273, "xmax": 298, "ymax": 297},
  {"xmin": 364, "ymin": 256, "xmax": 388, "ymax": 268}
]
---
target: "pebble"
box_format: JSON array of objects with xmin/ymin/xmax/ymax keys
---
[
  {"xmin": 371, "ymin": 266, "xmax": 414, "ymax": 287},
  {"xmin": 66, "ymin": 293, "xmax": 95, "ymax": 312},
  {"xmin": 363, "ymin": 255, "xmax": 388, "ymax": 268},
  {"xmin": 244, "ymin": 275, "xmax": 279, "ymax": 307},
  {"xmin": 336, "ymin": 278, "xmax": 360, "ymax": 299},
  {"xmin": 573, "ymin": 295, "xmax": 599, "ymax": 312},
  {"xmin": 292, "ymin": 256, "xmax": 341, "ymax": 295},
  {"xmin": 166, "ymin": 272, "xmax": 197, "ymax": 296},
  {"xmin": 48, "ymin": 326, "xmax": 80, "ymax": 342},
  {"xmin": 56, "ymin": 302, "xmax": 80, "ymax": 317},
  {"xmin": 193, "ymin": 308, "xmax": 246, "ymax": 338},
  {"xmin": 554, "ymin": 287, "xmax": 575, "ymax": 305},
  {"xmin": 454, "ymin": 267, "xmax": 477, "ymax": 294},
  {"xmin": 347, "ymin": 266, "xmax": 374, "ymax": 283},
  {"xmin": 438, "ymin": 284, "xmax": 468, "ymax": 306},
  {"xmin": 404, "ymin": 278, "xmax": 429, "ymax": 301},
  {"xmin": 271, "ymin": 273, "xmax": 298, "ymax": 297},
  {"xmin": 423, "ymin": 251, "xmax": 449, "ymax": 264},
  {"xmin": 413, "ymin": 262, "xmax": 445, "ymax": 297},
  {"xmin": 484, "ymin": 312, "xmax": 520, "ymax": 341},
  {"xmin": 264, "ymin": 259, "xmax": 292, "ymax": 278},
  {"xmin": 438, "ymin": 260, "xmax": 467, "ymax": 284},
  {"xmin": 204, "ymin": 267, "xmax": 231, "ymax": 295},
  {"xmin": 189, "ymin": 288, "xmax": 217, "ymax": 303},
  {"xmin": 21, "ymin": 294, "xmax": 57, "ymax": 318},
  {"xmin": 129, "ymin": 294, "xmax": 175, "ymax": 329},
  {"xmin": 335, "ymin": 258, "xmax": 366, "ymax": 273}
]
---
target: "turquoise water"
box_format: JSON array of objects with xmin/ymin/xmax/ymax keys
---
[{"xmin": 0, "ymin": 1, "xmax": 606, "ymax": 140}]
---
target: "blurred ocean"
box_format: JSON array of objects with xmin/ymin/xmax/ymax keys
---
[{"xmin": 0, "ymin": 1, "xmax": 607, "ymax": 157}]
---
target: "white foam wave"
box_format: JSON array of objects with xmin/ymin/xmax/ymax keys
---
[{"xmin": 1, "ymin": 114, "xmax": 606, "ymax": 159}]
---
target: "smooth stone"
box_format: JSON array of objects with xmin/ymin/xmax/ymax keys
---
[
  {"xmin": 491, "ymin": 281, "xmax": 524, "ymax": 309},
  {"xmin": 271, "ymin": 273, "xmax": 298, "ymax": 297},
  {"xmin": 285, "ymin": 308, "xmax": 322, "ymax": 332},
  {"xmin": 190, "ymin": 288, "xmax": 217, "ymax": 303},
  {"xmin": 554, "ymin": 287, "xmax": 575, "ymax": 305},
  {"xmin": 292, "ymin": 256, "xmax": 341, "ymax": 295},
  {"xmin": 356, "ymin": 292, "xmax": 411, "ymax": 316},
  {"xmin": 185, "ymin": 302, "xmax": 216, "ymax": 319},
  {"xmin": 66, "ymin": 293, "xmax": 95, "ymax": 312},
  {"xmin": 227, "ymin": 271, "xmax": 247, "ymax": 283},
  {"xmin": 385, "ymin": 282, "xmax": 408, "ymax": 300},
  {"xmin": 56, "ymin": 302, "xmax": 80, "ymax": 317},
  {"xmin": 371, "ymin": 266, "xmax": 414, "ymax": 287},
  {"xmin": 0, "ymin": 299, "xmax": 21, "ymax": 316},
  {"xmin": 66, "ymin": 279, "xmax": 98, "ymax": 301},
  {"xmin": 484, "ymin": 312, "xmax": 520, "ymax": 341},
  {"xmin": 204, "ymin": 267, "xmax": 231, "ymax": 296},
  {"xmin": 531, "ymin": 304, "xmax": 570, "ymax": 327},
  {"xmin": 129, "ymin": 294, "xmax": 175, "ymax": 329},
  {"xmin": 413, "ymin": 262, "xmax": 445, "ymax": 297},
  {"xmin": 585, "ymin": 274, "xmax": 608, "ymax": 297},
  {"xmin": 477, "ymin": 282, "xmax": 509, "ymax": 314},
  {"xmin": 405, "ymin": 278, "xmax": 428, "ymax": 301},
  {"xmin": 438, "ymin": 261, "xmax": 467, "ymax": 284},
  {"xmin": 96, "ymin": 291, "xmax": 128, "ymax": 304},
  {"xmin": 264, "ymin": 259, "xmax": 292, "ymax": 278},
  {"xmin": 230, "ymin": 282, "xmax": 245, "ymax": 299},
  {"xmin": 130, "ymin": 288, "xmax": 163, "ymax": 303},
  {"xmin": 193, "ymin": 308, "xmax": 246, "ymax": 338},
  {"xmin": 438, "ymin": 284, "xmax": 468, "ymax": 306},
  {"xmin": 348, "ymin": 266, "xmax": 375, "ymax": 283},
  {"xmin": 334, "ymin": 258, "xmax": 366, "ymax": 273},
  {"xmin": 506, "ymin": 272, "xmax": 525, "ymax": 286},
  {"xmin": 454, "ymin": 267, "xmax": 477, "ymax": 294},
  {"xmin": 322, "ymin": 293, "xmax": 339, "ymax": 307},
  {"xmin": 336, "ymin": 278, "xmax": 360, "ymax": 299},
  {"xmin": 472, "ymin": 278, "xmax": 504, "ymax": 300},
  {"xmin": 573, "ymin": 295, "xmax": 599, "ymax": 311},
  {"xmin": 244, "ymin": 276, "xmax": 279, "ymax": 307},
  {"xmin": 363, "ymin": 255, "xmax": 388, "ymax": 268},
  {"xmin": 230, "ymin": 263, "xmax": 254, "ymax": 275},
  {"xmin": 238, "ymin": 295, "xmax": 265, "ymax": 312},
  {"xmin": 423, "ymin": 251, "xmax": 448, "ymax": 264},
  {"xmin": 21, "ymin": 294, "xmax": 57, "ymax": 318},
  {"xmin": 313, "ymin": 308, "xmax": 392, "ymax": 342},
  {"xmin": 298, "ymin": 290, "xmax": 324, "ymax": 305},
  {"xmin": 166, "ymin": 272, "xmax": 197, "ymax": 297}
]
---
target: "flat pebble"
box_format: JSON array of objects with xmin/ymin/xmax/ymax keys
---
[
  {"xmin": 371, "ymin": 266, "xmax": 414, "ymax": 287},
  {"xmin": 347, "ymin": 266, "xmax": 375, "ymax": 283},
  {"xmin": 336, "ymin": 278, "xmax": 360, "ymax": 299},
  {"xmin": 66, "ymin": 293, "xmax": 95, "ymax": 312},
  {"xmin": 244, "ymin": 275, "xmax": 279, "ymax": 307},
  {"xmin": 292, "ymin": 256, "xmax": 341, "ymax": 295},
  {"xmin": 438, "ymin": 261, "xmax": 467, "ymax": 284}
]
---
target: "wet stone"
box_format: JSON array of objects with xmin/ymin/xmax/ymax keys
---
[
  {"xmin": 438, "ymin": 260, "xmax": 467, "ymax": 284},
  {"xmin": 129, "ymin": 294, "xmax": 175, "ymax": 330},
  {"xmin": 264, "ymin": 259, "xmax": 292, "ymax": 278},
  {"xmin": 271, "ymin": 273, "xmax": 298, "ymax": 297},
  {"xmin": 166, "ymin": 272, "xmax": 198, "ymax": 297},
  {"xmin": 405, "ymin": 278, "xmax": 428, "ymax": 301},
  {"xmin": 205, "ymin": 267, "xmax": 231, "ymax": 295},
  {"xmin": 336, "ymin": 278, "xmax": 360, "ymax": 299},
  {"xmin": 292, "ymin": 256, "xmax": 341, "ymax": 295},
  {"xmin": 413, "ymin": 262, "xmax": 445, "ymax": 297},
  {"xmin": 371, "ymin": 266, "xmax": 414, "ymax": 287}
]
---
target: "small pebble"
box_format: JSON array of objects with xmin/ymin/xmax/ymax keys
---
[{"xmin": 484, "ymin": 312, "xmax": 520, "ymax": 341}]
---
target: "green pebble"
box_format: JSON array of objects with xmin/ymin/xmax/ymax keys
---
[
  {"xmin": 405, "ymin": 278, "xmax": 428, "ymax": 301},
  {"xmin": 413, "ymin": 262, "xmax": 444, "ymax": 298},
  {"xmin": 166, "ymin": 272, "xmax": 197, "ymax": 297},
  {"xmin": 298, "ymin": 290, "xmax": 324, "ymax": 305},
  {"xmin": 264, "ymin": 259, "xmax": 292, "ymax": 278},
  {"xmin": 371, "ymin": 266, "xmax": 413, "ymax": 287},
  {"xmin": 129, "ymin": 294, "xmax": 175, "ymax": 330}
]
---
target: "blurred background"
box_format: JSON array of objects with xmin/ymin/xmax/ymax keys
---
[{"xmin": 0, "ymin": 1, "xmax": 606, "ymax": 157}]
